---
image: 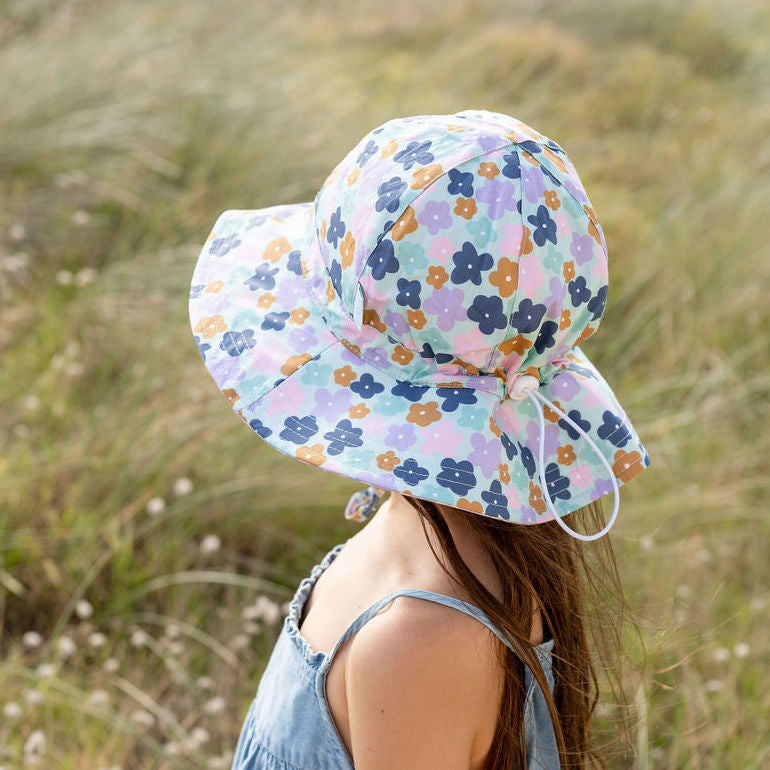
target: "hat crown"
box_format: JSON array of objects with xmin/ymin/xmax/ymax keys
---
[{"xmin": 305, "ymin": 110, "xmax": 609, "ymax": 386}]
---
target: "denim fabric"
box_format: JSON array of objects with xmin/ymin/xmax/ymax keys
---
[{"xmin": 231, "ymin": 541, "xmax": 560, "ymax": 769}]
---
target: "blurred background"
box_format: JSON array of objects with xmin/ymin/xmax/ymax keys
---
[{"xmin": 0, "ymin": 0, "xmax": 768, "ymax": 767}]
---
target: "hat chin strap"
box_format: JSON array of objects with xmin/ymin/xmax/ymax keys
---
[{"xmin": 514, "ymin": 381, "xmax": 620, "ymax": 542}]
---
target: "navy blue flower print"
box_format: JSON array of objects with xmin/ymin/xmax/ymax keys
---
[
  {"xmin": 349, "ymin": 372, "xmax": 385, "ymax": 399},
  {"xmin": 261, "ymin": 311, "xmax": 291, "ymax": 331},
  {"xmin": 436, "ymin": 458, "xmax": 477, "ymax": 495},
  {"xmin": 324, "ymin": 418, "xmax": 364, "ymax": 456},
  {"xmin": 447, "ymin": 168, "xmax": 474, "ymax": 196},
  {"xmin": 356, "ymin": 139, "xmax": 378, "ymax": 167},
  {"xmin": 533, "ymin": 320, "xmax": 558, "ymax": 354},
  {"xmin": 393, "ymin": 458, "xmax": 430, "ymax": 486},
  {"xmin": 329, "ymin": 259, "xmax": 342, "ymax": 297},
  {"xmin": 481, "ymin": 480, "xmax": 510, "ymax": 519},
  {"xmin": 391, "ymin": 380, "xmax": 430, "ymax": 402},
  {"xmin": 436, "ymin": 386, "xmax": 478, "ymax": 412},
  {"xmin": 220, "ymin": 329, "xmax": 256, "ymax": 357},
  {"xmin": 558, "ymin": 409, "xmax": 591, "ymax": 442},
  {"xmin": 467, "ymin": 295, "xmax": 507, "ymax": 335},
  {"xmin": 450, "ymin": 242, "xmax": 494, "ymax": 285},
  {"xmin": 375, "ymin": 177, "xmax": 408, "ymax": 213},
  {"xmin": 527, "ymin": 205, "xmax": 558, "ymax": 247},
  {"xmin": 518, "ymin": 140, "xmax": 543, "ymax": 155},
  {"xmin": 500, "ymin": 151, "xmax": 521, "ymax": 179},
  {"xmin": 327, "ymin": 206, "xmax": 346, "ymax": 249},
  {"xmin": 587, "ymin": 284, "xmax": 607, "ymax": 321},
  {"xmin": 287, "ymin": 250, "xmax": 303, "ymax": 276},
  {"xmin": 568, "ymin": 276, "xmax": 591, "ymax": 307},
  {"xmin": 210, "ymin": 232, "xmax": 241, "ymax": 257},
  {"xmin": 501, "ymin": 433, "xmax": 518, "ymax": 461},
  {"xmin": 396, "ymin": 278, "xmax": 422, "ymax": 309},
  {"xmin": 194, "ymin": 334, "xmax": 211, "ymax": 362},
  {"xmin": 280, "ymin": 415, "xmax": 318, "ymax": 444},
  {"xmin": 245, "ymin": 262, "xmax": 280, "ymax": 291},
  {"xmin": 393, "ymin": 140, "xmax": 434, "ymax": 170},
  {"xmin": 249, "ymin": 418, "xmax": 273, "ymax": 439},
  {"xmin": 367, "ymin": 239, "xmax": 400, "ymax": 280},
  {"xmin": 544, "ymin": 462, "xmax": 571, "ymax": 500},
  {"xmin": 509, "ymin": 298, "xmax": 547, "ymax": 333},
  {"xmin": 597, "ymin": 410, "xmax": 631, "ymax": 448},
  {"xmin": 190, "ymin": 284, "xmax": 205, "ymax": 299},
  {"xmin": 519, "ymin": 442, "xmax": 536, "ymax": 477},
  {"xmin": 539, "ymin": 164, "xmax": 562, "ymax": 188},
  {"xmin": 419, "ymin": 343, "xmax": 454, "ymax": 364}
]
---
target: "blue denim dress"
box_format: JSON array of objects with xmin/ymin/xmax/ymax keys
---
[{"xmin": 231, "ymin": 541, "xmax": 560, "ymax": 769}]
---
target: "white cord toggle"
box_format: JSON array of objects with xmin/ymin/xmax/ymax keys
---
[{"xmin": 507, "ymin": 375, "xmax": 620, "ymax": 542}]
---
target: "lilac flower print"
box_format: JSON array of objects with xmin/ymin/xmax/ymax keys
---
[
  {"xmin": 551, "ymin": 372, "xmax": 580, "ymax": 402},
  {"xmin": 544, "ymin": 275, "xmax": 568, "ymax": 309},
  {"xmin": 468, "ymin": 433, "xmax": 499, "ymax": 470},
  {"xmin": 521, "ymin": 508, "xmax": 539, "ymax": 525},
  {"xmin": 521, "ymin": 165, "xmax": 546, "ymax": 203},
  {"xmin": 384, "ymin": 423, "xmax": 417, "ymax": 451},
  {"xmin": 313, "ymin": 387, "xmax": 352, "ymax": 419},
  {"xmin": 526, "ymin": 420, "xmax": 561, "ymax": 459},
  {"xmin": 384, "ymin": 309, "xmax": 410, "ymax": 336},
  {"xmin": 418, "ymin": 200, "xmax": 452, "ymax": 235},
  {"xmin": 361, "ymin": 347, "xmax": 389, "ymax": 369},
  {"xmin": 422, "ymin": 287, "xmax": 466, "ymax": 332},
  {"xmin": 475, "ymin": 179, "xmax": 517, "ymax": 221},
  {"xmin": 288, "ymin": 325, "xmax": 318, "ymax": 351},
  {"xmin": 591, "ymin": 477, "xmax": 615, "ymax": 500},
  {"xmin": 570, "ymin": 232, "xmax": 594, "ymax": 265}
]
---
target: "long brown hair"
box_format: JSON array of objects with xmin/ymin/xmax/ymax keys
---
[{"xmin": 403, "ymin": 495, "xmax": 630, "ymax": 769}]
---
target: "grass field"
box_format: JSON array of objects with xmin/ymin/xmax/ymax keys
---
[{"xmin": 1, "ymin": 0, "xmax": 768, "ymax": 767}]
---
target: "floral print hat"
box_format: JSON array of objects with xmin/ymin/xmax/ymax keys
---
[{"xmin": 189, "ymin": 109, "xmax": 651, "ymax": 542}]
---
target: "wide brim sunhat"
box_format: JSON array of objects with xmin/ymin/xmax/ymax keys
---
[{"xmin": 189, "ymin": 109, "xmax": 650, "ymax": 538}]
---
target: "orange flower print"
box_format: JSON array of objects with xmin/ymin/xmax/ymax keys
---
[
  {"xmin": 457, "ymin": 498, "xmax": 483, "ymax": 514},
  {"xmin": 392, "ymin": 345, "xmax": 414, "ymax": 365},
  {"xmin": 391, "ymin": 206, "xmax": 418, "ymax": 242},
  {"xmin": 556, "ymin": 445, "xmax": 577, "ymax": 465},
  {"xmin": 489, "ymin": 257, "xmax": 518, "ymax": 298},
  {"xmin": 334, "ymin": 365, "xmax": 356, "ymax": 386},
  {"xmin": 542, "ymin": 400, "xmax": 564, "ymax": 423},
  {"xmin": 290, "ymin": 306, "xmax": 309, "ymax": 325},
  {"xmin": 194, "ymin": 314, "xmax": 227, "ymax": 339},
  {"xmin": 587, "ymin": 218, "xmax": 602, "ymax": 246},
  {"xmin": 407, "ymin": 309, "xmax": 426, "ymax": 329},
  {"xmin": 498, "ymin": 335, "xmax": 532, "ymax": 356},
  {"xmin": 521, "ymin": 150, "xmax": 540, "ymax": 167},
  {"xmin": 262, "ymin": 237, "xmax": 291, "ymax": 264},
  {"xmin": 613, "ymin": 450, "xmax": 643, "ymax": 482},
  {"xmin": 529, "ymin": 481, "xmax": 547, "ymax": 514},
  {"xmin": 296, "ymin": 444, "xmax": 327, "ymax": 467},
  {"xmin": 447, "ymin": 124, "xmax": 465, "ymax": 132},
  {"xmin": 349, "ymin": 402, "xmax": 370, "ymax": 419},
  {"xmin": 381, "ymin": 140, "xmax": 398, "ymax": 158},
  {"xmin": 498, "ymin": 463, "xmax": 510, "ymax": 484},
  {"xmin": 478, "ymin": 162, "xmax": 500, "ymax": 179},
  {"xmin": 544, "ymin": 146, "xmax": 568, "ymax": 172},
  {"xmin": 340, "ymin": 338, "xmax": 361, "ymax": 358},
  {"xmin": 363, "ymin": 308, "xmax": 386, "ymax": 332},
  {"xmin": 320, "ymin": 219, "xmax": 327, "ymax": 241},
  {"xmin": 544, "ymin": 190, "xmax": 561, "ymax": 210},
  {"xmin": 426, "ymin": 265, "xmax": 448, "ymax": 289},
  {"xmin": 281, "ymin": 353, "xmax": 313, "ymax": 376},
  {"xmin": 340, "ymin": 230, "xmax": 356, "ymax": 268},
  {"xmin": 377, "ymin": 450, "xmax": 400, "ymax": 471},
  {"xmin": 560, "ymin": 309, "xmax": 571, "ymax": 330},
  {"xmin": 410, "ymin": 163, "xmax": 444, "ymax": 189},
  {"xmin": 257, "ymin": 292, "xmax": 276, "ymax": 308},
  {"xmin": 205, "ymin": 280, "xmax": 224, "ymax": 293},
  {"xmin": 453, "ymin": 197, "xmax": 477, "ymax": 220},
  {"xmin": 325, "ymin": 280, "xmax": 336, "ymax": 302},
  {"xmin": 575, "ymin": 324, "xmax": 595, "ymax": 345},
  {"xmin": 563, "ymin": 260, "xmax": 575, "ymax": 281},
  {"xmin": 489, "ymin": 417, "xmax": 502, "ymax": 437},
  {"xmin": 520, "ymin": 226, "xmax": 534, "ymax": 255},
  {"xmin": 407, "ymin": 401, "xmax": 442, "ymax": 426},
  {"xmin": 222, "ymin": 388, "xmax": 239, "ymax": 407},
  {"xmin": 347, "ymin": 167, "xmax": 361, "ymax": 187}
]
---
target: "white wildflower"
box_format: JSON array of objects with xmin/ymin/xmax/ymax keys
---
[
  {"xmin": 56, "ymin": 635, "xmax": 76, "ymax": 658},
  {"xmin": 88, "ymin": 631, "xmax": 107, "ymax": 648},
  {"xmin": 173, "ymin": 477, "xmax": 193, "ymax": 496},
  {"xmin": 65, "ymin": 361, "xmax": 84, "ymax": 377},
  {"xmin": 88, "ymin": 689, "xmax": 110, "ymax": 707},
  {"xmin": 231, "ymin": 633, "xmax": 251, "ymax": 651},
  {"xmin": 130, "ymin": 709, "xmax": 156, "ymax": 728},
  {"xmin": 3, "ymin": 701, "xmax": 22, "ymax": 719},
  {"xmin": 146, "ymin": 497, "xmax": 166, "ymax": 516},
  {"xmin": 190, "ymin": 726, "xmax": 210, "ymax": 746},
  {"xmin": 712, "ymin": 647, "xmax": 729, "ymax": 663},
  {"xmin": 733, "ymin": 642, "xmax": 750, "ymax": 659},
  {"xmin": 22, "ymin": 631, "xmax": 44, "ymax": 649},
  {"xmin": 75, "ymin": 599, "xmax": 93, "ymax": 619},
  {"xmin": 72, "ymin": 210, "xmax": 90, "ymax": 226},
  {"xmin": 164, "ymin": 622, "xmax": 181, "ymax": 640},
  {"xmin": 56, "ymin": 270, "xmax": 73, "ymax": 285},
  {"xmin": 242, "ymin": 621, "xmax": 261, "ymax": 636},
  {"xmin": 74, "ymin": 267, "xmax": 96, "ymax": 287},
  {"xmin": 639, "ymin": 535, "xmax": 654, "ymax": 552},
  {"xmin": 166, "ymin": 640, "xmax": 185, "ymax": 656},
  {"xmin": 23, "ymin": 395, "xmax": 40, "ymax": 411},
  {"xmin": 130, "ymin": 629, "xmax": 149, "ymax": 648},
  {"xmin": 103, "ymin": 657, "xmax": 119, "ymax": 673},
  {"xmin": 10, "ymin": 223, "xmax": 26, "ymax": 241},
  {"xmin": 163, "ymin": 741, "xmax": 181, "ymax": 756},
  {"xmin": 196, "ymin": 675, "xmax": 214, "ymax": 691},
  {"xmin": 36, "ymin": 663, "xmax": 57, "ymax": 678},
  {"xmin": 24, "ymin": 689, "xmax": 44, "ymax": 705},
  {"xmin": 203, "ymin": 696, "xmax": 225, "ymax": 715},
  {"xmin": 704, "ymin": 679, "xmax": 724, "ymax": 693},
  {"xmin": 254, "ymin": 595, "xmax": 282, "ymax": 625},
  {"xmin": 199, "ymin": 534, "xmax": 221, "ymax": 555},
  {"xmin": 676, "ymin": 585, "xmax": 690, "ymax": 599},
  {"xmin": 23, "ymin": 729, "xmax": 46, "ymax": 757}
]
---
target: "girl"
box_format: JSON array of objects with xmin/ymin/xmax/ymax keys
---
[{"xmin": 189, "ymin": 109, "xmax": 651, "ymax": 769}]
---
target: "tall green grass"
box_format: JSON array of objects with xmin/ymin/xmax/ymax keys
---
[{"xmin": 1, "ymin": 0, "xmax": 768, "ymax": 766}]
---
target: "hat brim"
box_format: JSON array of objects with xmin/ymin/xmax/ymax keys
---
[{"xmin": 189, "ymin": 205, "xmax": 650, "ymax": 525}]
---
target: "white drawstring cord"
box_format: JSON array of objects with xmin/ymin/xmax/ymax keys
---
[{"xmin": 509, "ymin": 375, "xmax": 620, "ymax": 542}]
